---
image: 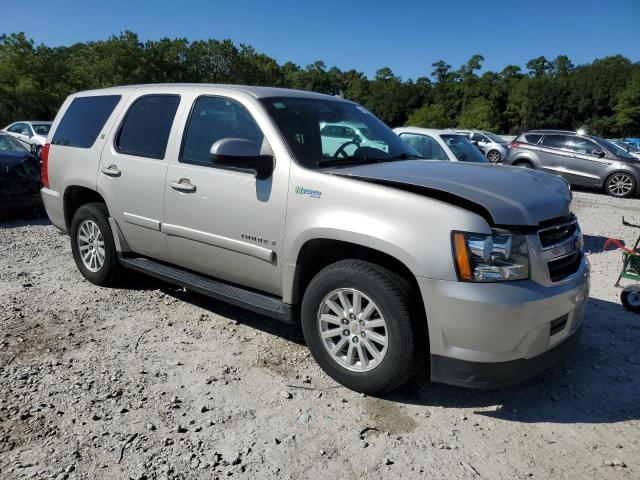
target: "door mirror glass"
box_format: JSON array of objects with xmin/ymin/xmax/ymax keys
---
[
  {"xmin": 595, "ymin": 149, "xmax": 605, "ymax": 158},
  {"xmin": 210, "ymin": 138, "xmax": 274, "ymax": 179}
]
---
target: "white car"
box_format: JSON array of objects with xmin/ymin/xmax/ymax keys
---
[
  {"xmin": 2, "ymin": 121, "xmax": 52, "ymax": 157},
  {"xmin": 394, "ymin": 127, "xmax": 489, "ymax": 163}
]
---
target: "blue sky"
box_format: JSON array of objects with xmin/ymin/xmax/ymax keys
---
[{"xmin": 1, "ymin": 0, "xmax": 639, "ymax": 79}]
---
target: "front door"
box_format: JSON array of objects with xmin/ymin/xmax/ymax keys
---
[
  {"xmin": 98, "ymin": 94, "xmax": 181, "ymax": 261},
  {"xmin": 163, "ymin": 95, "xmax": 288, "ymax": 296},
  {"xmin": 564, "ymin": 136, "xmax": 610, "ymax": 187}
]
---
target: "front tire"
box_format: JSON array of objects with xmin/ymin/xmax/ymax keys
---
[
  {"xmin": 301, "ymin": 260, "xmax": 425, "ymax": 394},
  {"xmin": 70, "ymin": 203, "xmax": 122, "ymax": 286},
  {"xmin": 605, "ymin": 172, "xmax": 636, "ymax": 198}
]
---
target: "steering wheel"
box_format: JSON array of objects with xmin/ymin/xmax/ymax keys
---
[{"xmin": 334, "ymin": 140, "xmax": 361, "ymax": 158}]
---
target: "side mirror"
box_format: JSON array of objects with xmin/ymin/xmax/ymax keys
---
[
  {"xmin": 595, "ymin": 150, "xmax": 605, "ymax": 158},
  {"xmin": 210, "ymin": 138, "xmax": 274, "ymax": 180}
]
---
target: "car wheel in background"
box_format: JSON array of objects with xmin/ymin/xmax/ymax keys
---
[
  {"xmin": 487, "ymin": 150, "xmax": 501, "ymax": 163},
  {"xmin": 515, "ymin": 160, "xmax": 534, "ymax": 169},
  {"xmin": 301, "ymin": 259, "xmax": 425, "ymax": 394},
  {"xmin": 70, "ymin": 202, "xmax": 122, "ymax": 286},
  {"xmin": 36, "ymin": 145, "xmax": 43, "ymax": 158},
  {"xmin": 605, "ymin": 172, "xmax": 636, "ymax": 198}
]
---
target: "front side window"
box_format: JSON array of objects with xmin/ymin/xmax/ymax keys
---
[
  {"xmin": 181, "ymin": 96, "xmax": 264, "ymax": 166},
  {"xmin": 440, "ymin": 134, "xmax": 489, "ymax": 163},
  {"xmin": 260, "ymin": 97, "xmax": 419, "ymax": 169},
  {"xmin": 566, "ymin": 137, "xmax": 600, "ymax": 156},
  {"xmin": 541, "ymin": 135, "xmax": 569, "ymax": 150},
  {"xmin": 116, "ymin": 95, "xmax": 180, "ymax": 159},
  {"xmin": 52, "ymin": 95, "xmax": 121, "ymax": 148},
  {"xmin": 400, "ymin": 133, "xmax": 448, "ymax": 161}
]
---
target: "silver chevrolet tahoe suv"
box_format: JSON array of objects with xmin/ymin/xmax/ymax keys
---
[{"xmin": 41, "ymin": 84, "xmax": 589, "ymax": 393}]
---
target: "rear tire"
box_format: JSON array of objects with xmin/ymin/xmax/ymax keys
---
[
  {"xmin": 70, "ymin": 202, "xmax": 122, "ymax": 286},
  {"xmin": 301, "ymin": 259, "xmax": 425, "ymax": 394},
  {"xmin": 515, "ymin": 160, "xmax": 534, "ymax": 169},
  {"xmin": 605, "ymin": 172, "xmax": 636, "ymax": 198},
  {"xmin": 487, "ymin": 150, "xmax": 501, "ymax": 163},
  {"xmin": 621, "ymin": 286, "xmax": 640, "ymax": 314}
]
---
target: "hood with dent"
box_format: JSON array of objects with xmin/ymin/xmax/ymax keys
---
[{"xmin": 325, "ymin": 161, "xmax": 571, "ymax": 227}]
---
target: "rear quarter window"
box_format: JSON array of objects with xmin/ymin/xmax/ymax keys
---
[
  {"xmin": 523, "ymin": 134, "xmax": 542, "ymax": 144},
  {"xmin": 52, "ymin": 95, "xmax": 121, "ymax": 148}
]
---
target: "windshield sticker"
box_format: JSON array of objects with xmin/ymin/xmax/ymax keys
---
[{"xmin": 294, "ymin": 186, "xmax": 322, "ymax": 198}]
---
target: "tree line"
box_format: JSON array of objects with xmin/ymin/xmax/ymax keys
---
[{"xmin": 1, "ymin": 31, "xmax": 639, "ymax": 136}]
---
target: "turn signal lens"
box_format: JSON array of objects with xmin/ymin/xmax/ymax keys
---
[{"xmin": 453, "ymin": 233, "xmax": 473, "ymax": 281}]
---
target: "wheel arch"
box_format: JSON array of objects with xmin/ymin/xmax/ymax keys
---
[{"xmin": 63, "ymin": 186, "xmax": 108, "ymax": 231}]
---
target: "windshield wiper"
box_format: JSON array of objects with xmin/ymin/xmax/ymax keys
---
[{"xmin": 317, "ymin": 152, "xmax": 423, "ymax": 168}]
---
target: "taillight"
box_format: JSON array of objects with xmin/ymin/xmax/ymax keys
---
[
  {"xmin": 41, "ymin": 143, "xmax": 50, "ymax": 188},
  {"xmin": 507, "ymin": 141, "xmax": 521, "ymax": 149}
]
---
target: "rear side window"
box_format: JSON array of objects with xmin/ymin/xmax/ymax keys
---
[
  {"xmin": 523, "ymin": 134, "xmax": 542, "ymax": 144},
  {"xmin": 116, "ymin": 95, "xmax": 180, "ymax": 159},
  {"xmin": 52, "ymin": 95, "xmax": 121, "ymax": 148},
  {"xmin": 541, "ymin": 135, "xmax": 569, "ymax": 150}
]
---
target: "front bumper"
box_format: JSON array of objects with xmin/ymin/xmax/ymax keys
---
[{"xmin": 418, "ymin": 256, "xmax": 589, "ymax": 388}]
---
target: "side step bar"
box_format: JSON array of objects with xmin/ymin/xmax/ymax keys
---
[{"xmin": 118, "ymin": 255, "xmax": 294, "ymax": 324}]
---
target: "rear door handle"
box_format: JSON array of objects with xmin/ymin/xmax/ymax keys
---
[
  {"xmin": 170, "ymin": 178, "xmax": 197, "ymax": 193},
  {"xmin": 101, "ymin": 165, "xmax": 121, "ymax": 177}
]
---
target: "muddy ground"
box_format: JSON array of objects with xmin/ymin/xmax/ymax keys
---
[{"xmin": 0, "ymin": 190, "xmax": 639, "ymax": 479}]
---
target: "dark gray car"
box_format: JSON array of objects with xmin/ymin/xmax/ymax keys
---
[{"xmin": 504, "ymin": 129, "xmax": 640, "ymax": 198}]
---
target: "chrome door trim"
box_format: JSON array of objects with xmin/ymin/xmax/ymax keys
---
[
  {"xmin": 123, "ymin": 212, "xmax": 161, "ymax": 231},
  {"xmin": 162, "ymin": 223, "xmax": 274, "ymax": 263}
]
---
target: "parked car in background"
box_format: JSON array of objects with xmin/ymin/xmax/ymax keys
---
[
  {"xmin": 621, "ymin": 137, "xmax": 640, "ymax": 150},
  {"xmin": 2, "ymin": 121, "xmax": 52, "ymax": 158},
  {"xmin": 41, "ymin": 84, "xmax": 586, "ymax": 393},
  {"xmin": 505, "ymin": 129, "xmax": 640, "ymax": 198},
  {"xmin": 446, "ymin": 129, "xmax": 508, "ymax": 163},
  {"xmin": 0, "ymin": 132, "xmax": 42, "ymax": 219},
  {"xmin": 612, "ymin": 140, "xmax": 640, "ymax": 160},
  {"xmin": 394, "ymin": 127, "xmax": 489, "ymax": 163}
]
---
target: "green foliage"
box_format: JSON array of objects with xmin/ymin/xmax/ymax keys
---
[
  {"xmin": 1, "ymin": 32, "xmax": 639, "ymax": 136},
  {"xmin": 406, "ymin": 103, "xmax": 449, "ymax": 129},
  {"xmin": 458, "ymin": 98, "xmax": 497, "ymax": 131}
]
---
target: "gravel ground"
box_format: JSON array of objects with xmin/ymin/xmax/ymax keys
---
[{"xmin": 0, "ymin": 190, "xmax": 639, "ymax": 480}]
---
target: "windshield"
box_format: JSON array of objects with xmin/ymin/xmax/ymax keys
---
[
  {"xmin": 482, "ymin": 132, "xmax": 506, "ymax": 143},
  {"xmin": 32, "ymin": 123, "xmax": 51, "ymax": 135},
  {"xmin": 594, "ymin": 137, "xmax": 635, "ymax": 159},
  {"xmin": 440, "ymin": 134, "xmax": 489, "ymax": 163},
  {"xmin": 0, "ymin": 134, "xmax": 28, "ymax": 153},
  {"xmin": 260, "ymin": 97, "xmax": 420, "ymax": 168}
]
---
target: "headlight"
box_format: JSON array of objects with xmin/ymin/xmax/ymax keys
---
[{"xmin": 452, "ymin": 232, "xmax": 529, "ymax": 282}]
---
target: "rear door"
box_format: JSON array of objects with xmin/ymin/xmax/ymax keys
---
[
  {"xmin": 538, "ymin": 134, "xmax": 570, "ymax": 176},
  {"xmin": 98, "ymin": 93, "xmax": 181, "ymax": 261},
  {"xmin": 564, "ymin": 136, "xmax": 609, "ymax": 187}
]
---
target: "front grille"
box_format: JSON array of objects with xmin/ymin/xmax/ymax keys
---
[
  {"xmin": 550, "ymin": 314, "xmax": 568, "ymax": 336},
  {"xmin": 548, "ymin": 251, "xmax": 581, "ymax": 282},
  {"xmin": 538, "ymin": 220, "xmax": 577, "ymax": 248}
]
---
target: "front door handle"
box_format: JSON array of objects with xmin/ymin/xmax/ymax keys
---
[
  {"xmin": 170, "ymin": 178, "xmax": 197, "ymax": 193},
  {"xmin": 101, "ymin": 165, "xmax": 121, "ymax": 177}
]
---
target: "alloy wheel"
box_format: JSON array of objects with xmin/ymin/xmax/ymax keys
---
[
  {"xmin": 77, "ymin": 219, "xmax": 105, "ymax": 272},
  {"xmin": 608, "ymin": 174, "xmax": 634, "ymax": 197},
  {"xmin": 317, "ymin": 288, "xmax": 388, "ymax": 372},
  {"xmin": 487, "ymin": 150, "xmax": 501, "ymax": 163}
]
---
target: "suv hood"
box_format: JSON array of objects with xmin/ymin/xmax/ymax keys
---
[{"xmin": 326, "ymin": 161, "xmax": 571, "ymax": 227}]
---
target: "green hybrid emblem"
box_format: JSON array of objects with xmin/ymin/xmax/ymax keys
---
[{"xmin": 294, "ymin": 186, "xmax": 322, "ymax": 198}]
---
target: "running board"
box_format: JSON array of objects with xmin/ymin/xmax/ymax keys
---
[{"xmin": 118, "ymin": 255, "xmax": 294, "ymax": 323}]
